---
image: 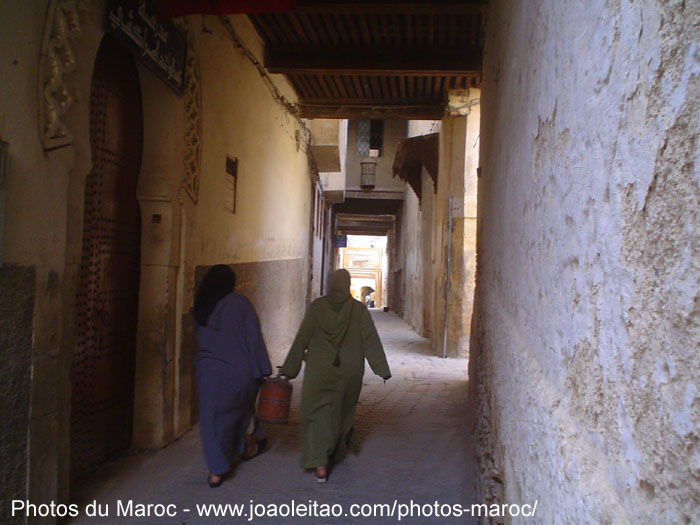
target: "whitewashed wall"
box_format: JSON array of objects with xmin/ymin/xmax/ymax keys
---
[{"xmin": 471, "ymin": 0, "xmax": 700, "ymax": 522}]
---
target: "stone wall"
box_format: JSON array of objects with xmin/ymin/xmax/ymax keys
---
[
  {"xmin": 471, "ymin": 0, "xmax": 699, "ymax": 522},
  {"xmin": 0, "ymin": 266, "xmax": 34, "ymax": 524}
]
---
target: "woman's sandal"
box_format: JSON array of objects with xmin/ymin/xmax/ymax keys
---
[
  {"xmin": 208, "ymin": 473, "xmax": 223, "ymax": 488},
  {"xmin": 314, "ymin": 466, "xmax": 327, "ymax": 483},
  {"xmin": 241, "ymin": 438, "xmax": 268, "ymax": 461}
]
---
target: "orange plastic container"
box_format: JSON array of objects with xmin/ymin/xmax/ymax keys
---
[{"xmin": 257, "ymin": 376, "xmax": 292, "ymax": 424}]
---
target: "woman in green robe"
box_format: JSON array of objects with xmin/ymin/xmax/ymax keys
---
[{"xmin": 280, "ymin": 269, "xmax": 391, "ymax": 482}]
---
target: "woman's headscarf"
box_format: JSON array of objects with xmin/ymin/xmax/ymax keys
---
[
  {"xmin": 327, "ymin": 268, "xmax": 352, "ymax": 309},
  {"xmin": 318, "ymin": 269, "xmax": 356, "ymax": 364},
  {"xmin": 193, "ymin": 264, "xmax": 236, "ymax": 326}
]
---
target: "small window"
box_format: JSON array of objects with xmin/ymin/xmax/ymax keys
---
[
  {"xmin": 369, "ymin": 120, "xmax": 383, "ymax": 155},
  {"xmin": 224, "ymin": 156, "xmax": 237, "ymax": 214},
  {"xmin": 356, "ymin": 120, "xmax": 384, "ymax": 157}
]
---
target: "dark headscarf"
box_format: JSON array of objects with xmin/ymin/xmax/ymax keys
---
[
  {"xmin": 193, "ymin": 265, "xmax": 236, "ymax": 326},
  {"xmin": 318, "ymin": 269, "xmax": 355, "ymax": 364},
  {"xmin": 327, "ymin": 268, "xmax": 352, "ymax": 309}
]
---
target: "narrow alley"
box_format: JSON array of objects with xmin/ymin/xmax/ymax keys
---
[
  {"xmin": 68, "ymin": 311, "xmax": 478, "ymax": 524},
  {"xmin": 2, "ymin": 1, "xmax": 698, "ymax": 524}
]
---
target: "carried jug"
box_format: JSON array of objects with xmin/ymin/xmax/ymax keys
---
[{"xmin": 257, "ymin": 375, "xmax": 292, "ymax": 424}]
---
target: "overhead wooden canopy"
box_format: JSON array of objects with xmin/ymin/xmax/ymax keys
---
[
  {"xmin": 247, "ymin": 1, "xmax": 485, "ymax": 119},
  {"xmin": 156, "ymin": 0, "xmax": 297, "ymax": 16},
  {"xmin": 336, "ymin": 213, "xmax": 395, "ymax": 236},
  {"xmin": 392, "ymin": 132, "xmax": 439, "ymax": 203}
]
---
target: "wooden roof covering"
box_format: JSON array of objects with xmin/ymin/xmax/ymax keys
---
[
  {"xmin": 335, "ymin": 213, "xmax": 396, "ymax": 235},
  {"xmin": 393, "ymin": 132, "xmax": 439, "ymax": 202},
  {"xmin": 248, "ymin": 1, "xmax": 486, "ymax": 119}
]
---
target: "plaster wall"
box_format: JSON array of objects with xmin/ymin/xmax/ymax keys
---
[
  {"xmin": 397, "ymin": 185, "xmax": 423, "ymax": 333},
  {"xmin": 397, "ymin": 121, "xmax": 435, "ymax": 339},
  {"xmin": 428, "ymin": 126, "xmax": 450, "ymax": 355},
  {"xmin": 309, "ymin": 183, "xmax": 327, "ymax": 301},
  {"xmin": 131, "ymin": 17, "xmax": 190, "ymax": 450},
  {"xmin": 0, "ymin": 0, "xmax": 105, "ymax": 511},
  {"xmin": 195, "ymin": 259, "xmax": 307, "ymax": 368},
  {"xmin": 194, "ymin": 18, "xmax": 311, "ymax": 268},
  {"xmin": 471, "ymin": 1, "xmax": 700, "ymax": 522},
  {"xmin": 394, "ymin": 167, "xmax": 435, "ymax": 338},
  {"xmin": 345, "ymin": 119, "xmax": 407, "ymax": 193},
  {"xmin": 408, "ymin": 120, "xmax": 441, "ymax": 138},
  {"xmin": 308, "ymin": 119, "xmax": 342, "ymax": 144},
  {"xmin": 190, "ymin": 14, "xmax": 312, "ymax": 366},
  {"xmin": 319, "ymin": 171, "xmax": 345, "ymax": 194},
  {"xmin": 0, "ymin": 3, "xmax": 313, "ymax": 514},
  {"xmin": 420, "ymin": 170, "xmax": 436, "ymax": 340},
  {"xmin": 440, "ymin": 108, "xmax": 479, "ymax": 359},
  {"xmin": 398, "ymin": 113, "xmax": 477, "ymax": 358},
  {"xmin": 310, "ymin": 213, "xmax": 324, "ymax": 299},
  {"xmin": 318, "ymin": 120, "xmax": 347, "ymax": 195}
]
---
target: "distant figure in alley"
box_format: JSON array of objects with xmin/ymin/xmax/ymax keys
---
[
  {"xmin": 280, "ymin": 269, "xmax": 391, "ymax": 483},
  {"xmin": 193, "ymin": 265, "xmax": 272, "ymax": 487}
]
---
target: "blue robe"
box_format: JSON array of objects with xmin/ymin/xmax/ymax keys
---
[{"xmin": 195, "ymin": 293, "xmax": 271, "ymax": 475}]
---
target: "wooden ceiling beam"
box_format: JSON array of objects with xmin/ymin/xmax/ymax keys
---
[
  {"xmin": 248, "ymin": 15, "xmax": 280, "ymax": 46},
  {"xmin": 298, "ymin": 102, "xmax": 446, "ymax": 120},
  {"xmin": 293, "ymin": 2, "xmax": 487, "ymax": 15},
  {"xmin": 302, "ymin": 96, "xmax": 445, "ymax": 105},
  {"xmin": 264, "ymin": 47, "xmax": 481, "ymax": 76},
  {"xmin": 297, "ymin": 12, "xmax": 321, "ymax": 46}
]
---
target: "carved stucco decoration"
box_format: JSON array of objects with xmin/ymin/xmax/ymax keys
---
[
  {"xmin": 177, "ymin": 19, "xmax": 201, "ymax": 205},
  {"xmin": 39, "ymin": 0, "xmax": 86, "ymax": 150}
]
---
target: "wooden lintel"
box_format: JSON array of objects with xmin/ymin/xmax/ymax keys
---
[
  {"xmin": 294, "ymin": 2, "xmax": 488, "ymax": 15},
  {"xmin": 265, "ymin": 47, "xmax": 482, "ymax": 75},
  {"xmin": 302, "ymin": 97, "xmax": 448, "ymax": 106},
  {"xmin": 271, "ymin": 66, "xmax": 481, "ymax": 77},
  {"xmin": 344, "ymin": 191, "xmax": 405, "ymax": 200},
  {"xmin": 299, "ymin": 103, "xmax": 445, "ymax": 120}
]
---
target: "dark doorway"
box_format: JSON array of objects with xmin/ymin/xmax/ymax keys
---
[{"xmin": 71, "ymin": 35, "xmax": 143, "ymax": 481}]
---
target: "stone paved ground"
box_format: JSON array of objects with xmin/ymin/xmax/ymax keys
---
[{"xmin": 69, "ymin": 311, "xmax": 477, "ymax": 524}]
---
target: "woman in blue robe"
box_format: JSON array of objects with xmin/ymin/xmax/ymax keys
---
[{"xmin": 193, "ymin": 265, "xmax": 272, "ymax": 487}]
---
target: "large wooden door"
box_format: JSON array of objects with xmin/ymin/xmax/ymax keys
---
[{"xmin": 71, "ymin": 36, "xmax": 142, "ymax": 480}]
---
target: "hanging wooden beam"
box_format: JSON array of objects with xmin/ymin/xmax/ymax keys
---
[
  {"xmin": 293, "ymin": 2, "xmax": 487, "ymax": 15},
  {"xmin": 302, "ymin": 96, "xmax": 445, "ymax": 106},
  {"xmin": 156, "ymin": 0, "xmax": 297, "ymax": 17},
  {"xmin": 392, "ymin": 133, "xmax": 440, "ymax": 204},
  {"xmin": 264, "ymin": 47, "xmax": 482, "ymax": 75},
  {"xmin": 298, "ymin": 102, "xmax": 445, "ymax": 120}
]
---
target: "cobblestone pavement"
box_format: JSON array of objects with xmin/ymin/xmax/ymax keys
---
[{"xmin": 69, "ymin": 311, "xmax": 477, "ymax": 524}]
